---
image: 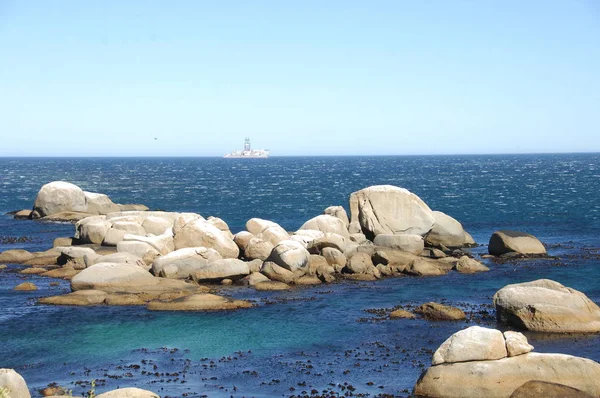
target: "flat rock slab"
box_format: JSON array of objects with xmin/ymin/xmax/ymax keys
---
[
  {"xmin": 147, "ymin": 293, "xmax": 252, "ymax": 311},
  {"xmin": 254, "ymin": 281, "xmax": 291, "ymax": 291}
]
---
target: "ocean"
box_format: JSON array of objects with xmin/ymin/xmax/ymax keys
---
[{"xmin": 1, "ymin": 154, "xmax": 599, "ymax": 397}]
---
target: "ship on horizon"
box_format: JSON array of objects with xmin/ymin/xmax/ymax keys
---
[{"xmin": 223, "ymin": 138, "xmax": 269, "ymax": 158}]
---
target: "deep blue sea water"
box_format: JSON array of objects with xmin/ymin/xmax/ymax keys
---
[{"xmin": 1, "ymin": 154, "xmax": 599, "ymax": 397}]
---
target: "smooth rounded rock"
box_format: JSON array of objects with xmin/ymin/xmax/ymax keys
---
[
  {"xmin": 504, "ymin": 331, "xmax": 534, "ymax": 357},
  {"xmin": 493, "ymin": 279, "xmax": 600, "ymax": 332},
  {"xmin": 489, "ymin": 230, "xmax": 546, "ymax": 256},
  {"xmin": 432, "ymin": 326, "xmax": 507, "ymax": 365}
]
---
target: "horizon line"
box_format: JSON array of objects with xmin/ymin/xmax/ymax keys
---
[{"xmin": 1, "ymin": 151, "xmax": 599, "ymax": 159}]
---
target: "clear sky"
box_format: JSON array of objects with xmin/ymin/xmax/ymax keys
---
[{"xmin": 1, "ymin": 1, "xmax": 599, "ymax": 156}]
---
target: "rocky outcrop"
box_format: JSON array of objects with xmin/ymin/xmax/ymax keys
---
[
  {"xmin": 489, "ymin": 230, "xmax": 546, "ymax": 256},
  {"xmin": 31, "ymin": 181, "xmax": 148, "ymax": 219},
  {"xmin": 493, "ymin": 279, "xmax": 600, "ymax": 333},
  {"xmin": 147, "ymin": 293, "xmax": 251, "ymax": 311},
  {"xmin": 349, "ymin": 185, "xmax": 436, "ymax": 239},
  {"xmin": 0, "ymin": 368, "xmax": 31, "ymax": 398},
  {"xmin": 426, "ymin": 211, "xmax": 476, "ymax": 248},
  {"xmin": 414, "ymin": 327, "xmax": 600, "ymax": 398}
]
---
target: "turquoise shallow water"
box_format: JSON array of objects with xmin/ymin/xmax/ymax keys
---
[{"xmin": 1, "ymin": 154, "xmax": 599, "ymax": 397}]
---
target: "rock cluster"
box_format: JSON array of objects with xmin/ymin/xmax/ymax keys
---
[
  {"xmin": 414, "ymin": 326, "xmax": 600, "ymax": 398},
  {"xmin": 3, "ymin": 182, "xmax": 490, "ymax": 311}
]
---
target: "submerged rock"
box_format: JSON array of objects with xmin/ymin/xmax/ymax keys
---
[
  {"xmin": 147, "ymin": 293, "xmax": 251, "ymax": 311},
  {"xmin": 0, "ymin": 249, "xmax": 34, "ymax": 264},
  {"xmin": 493, "ymin": 279, "xmax": 600, "ymax": 333},
  {"xmin": 39, "ymin": 290, "xmax": 108, "ymax": 306},
  {"xmin": 415, "ymin": 302, "xmax": 465, "ymax": 320},
  {"xmin": 14, "ymin": 282, "xmax": 37, "ymax": 291}
]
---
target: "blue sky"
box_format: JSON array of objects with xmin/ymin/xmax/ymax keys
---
[{"xmin": 1, "ymin": 1, "xmax": 599, "ymax": 156}]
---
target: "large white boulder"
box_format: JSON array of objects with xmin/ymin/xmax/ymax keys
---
[
  {"xmin": 173, "ymin": 219, "xmax": 239, "ymax": 258},
  {"xmin": 124, "ymin": 230, "xmax": 174, "ymax": 255},
  {"xmin": 246, "ymin": 218, "xmax": 289, "ymax": 246},
  {"xmin": 152, "ymin": 247, "xmax": 222, "ymax": 278},
  {"xmin": 426, "ymin": 210, "xmax": 476, "ymax": 248},
  {"xmin": 32, "ymin": 181, "xmax": 87, "ymax": 218},
  {"xmin": 432, "ymin": 326, "xmax": 508, "ymax": 365},
  {"xmin": 76, "ymin": 217, "xmax": 112, "ymax": 244},
  {"xmin": 0, "ymin": 368, "xmax": 31, "ymax": 398},
  {"xmin": 373, "ymin": 234, "xmax": 424, "ymax": 255},
  {"xmin": 299, "ymin": 214, "xmax": 350, "ymax": 239},
  {"xmin": 493, "ymin": 279, "xmax": 600, "ymax": 333},
  {"xmin": 71, "ymin": 262, "xmax": 199, "ymax": 295},
  {"xmin": 268, "ymin": 239, "xmax": 310, "ymax": 272},
  {"xmin": 192, "ymin": 259, "xmax": 250, "ymax": 282},
  {"xmin": 349, "ymin": 185, "xmax": 435, "ymax": 239}
]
